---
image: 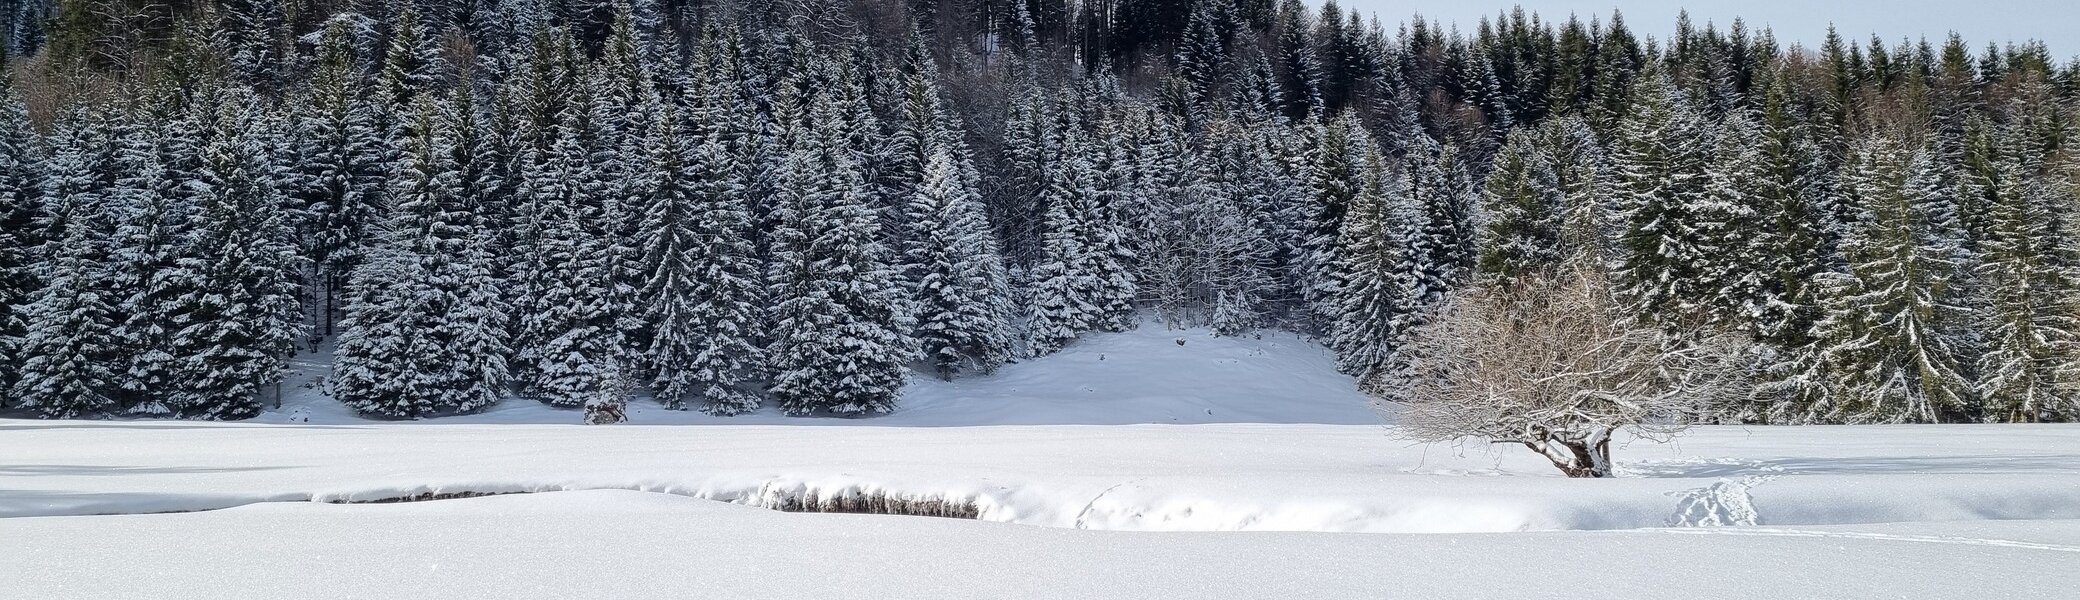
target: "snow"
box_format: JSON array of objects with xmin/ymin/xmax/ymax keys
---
[
  {"xmin": 6, "ymin": 326, "xmax": 2079, "ymax": 598},
  {"xmin": 4, "ymin": 489, "xmax": 2076, "ymax": 599},
  {"xmin": 270, "ymin": 324, "xmax": 1386, "ymax": 426}
]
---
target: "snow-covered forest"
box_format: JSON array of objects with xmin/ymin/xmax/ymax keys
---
[{"xmin": 1, "ymin": 0, "xmax": 2078, "ymax": 425}]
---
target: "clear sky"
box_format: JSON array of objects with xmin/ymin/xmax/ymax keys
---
[{"xmin": 1333, "ymin": 1, "xmax": 2079, "ymax": 54}]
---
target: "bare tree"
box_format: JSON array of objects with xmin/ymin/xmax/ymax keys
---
[{"xmin": 1394, "ymin": 262, "xmax": 1747, "ymax": 478}]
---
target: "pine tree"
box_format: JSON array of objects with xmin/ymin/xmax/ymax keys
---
[
  {"xmin": 0, "ymin": 73, "xmax": 42, "ymax": 400},
  {"xmin": 163, "ymin": 98, "xmax": 306, "ymax": 420},
  {"xmin": 330, "ymin": 103, "xmax": 509, "ymax": 419},
  {"xmin": 1811, "ymin": 137, "xmax": 1975, "ymax": 423},
  {"xmin": 12, "ymin": 110, "xmax": 121, "ymax": 418},
  {"xmin": 1476, "ymin": 128, "xmax": 1563, "ymax": 278},
  {"xmin": 1330, "ymin": 143, "xmax": 1422, "ymax": 386},
  {"xmin": 765, "ymin": 71, "xmax": 913, "ymax": 415},
  {"xmin": 297, "ymin": 20, "xmax": 391, "ymax": 338},
  {"xmin": 908, "ymin": 147, "xmax": 1014, "ymax": 379},
  {"xmin": 1971, "ymin": 114, "xmax": 2080, "ymax": 422}
]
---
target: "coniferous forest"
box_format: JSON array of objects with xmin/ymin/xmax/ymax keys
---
[{"xmin": 1, "ymin": 0, "xmax": 2078, "ymax": 424}]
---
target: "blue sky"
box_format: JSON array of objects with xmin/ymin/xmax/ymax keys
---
[{"xmin": 1332, "ymin": 1, "xmax": 2079, "ymax": 54}]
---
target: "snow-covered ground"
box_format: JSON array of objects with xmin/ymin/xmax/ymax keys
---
[
  {"xmin": 269, "ymin": 324, "xmax": 1384, "ymax": 426},
  {"xmin": 5, "ymin": 327, "xmax": 2079, "ymax": 599}
]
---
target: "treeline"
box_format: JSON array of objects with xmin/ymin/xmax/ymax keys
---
[{"xmin": 0, "ymin": 0, "xmax": 2075, "ymax": 424}]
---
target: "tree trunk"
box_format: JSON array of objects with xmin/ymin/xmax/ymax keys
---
[{"xmin": 1529, "ymin": 437, "xmax": 1615, "ymax": 478}]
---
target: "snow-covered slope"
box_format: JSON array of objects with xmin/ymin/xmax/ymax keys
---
[{"xmin": 269, "ymin": 324, "xmax": 1384, "ymax": 426}]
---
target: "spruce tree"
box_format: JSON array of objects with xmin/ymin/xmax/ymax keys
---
[
  {"xmin": 1330, "ymin": 144, "xmax": 1422, "ymax": 386},
  {"xmin": 106, "ymin": 103, "xmax": 203, "ymax": 415},
  {"xmin": 511, "ymin": 90, "xmax": 625, "ymax": 413},
  {"xmin": 1299, "ymin": 114, "xmax": 1367, "ymax": 331},
  {"xmin": 1476, "ymin": 128, "xmax": 1563, "ymax": 278},
  {"xmin": 1611, "ymin": 65, "xmax": 1715, "ymax": 329},
  {"xmin": 297, "ymin": 20, "xmax": 391, "ymax": 337},
  {"xmin": 163, "ymin": 98, "xmax": 306, "ymax": 420},
  {"xmin": 908, "ymin": 147, "xmax": 1013, "ymax": 379},
  {"xmin": 12, "ymin": 111, "xmax": 120, "ymax": 418},
  {"xmin": 1971, "ymin": 114, "xmax": 2080, "ymax": 422},
  {"xmin": 1811, "ymin": 138, "xmax": 1975, "ymax": 423},
  {"xmin": 330, "ymin": 103, "xmax": 509, "ymax": 418},
  {"xmin": 0, "ymin": 73, "xmax": 42, "ymax": 400},
  {"xmin": 1027, "ymin": 127, "xmax": 1108, "ymax": 356},
  {"xmin": 765, "ymin": 72, "xmax": 913, "ymax": 415}
]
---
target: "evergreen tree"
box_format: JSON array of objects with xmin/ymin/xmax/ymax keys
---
[
  {"xmin": 0, "ymin": 73, "xmax": 42, "ymax": 400},
  {"xmin": 511, "ymin": 91, "xmax": 624, "ymax": 413},
  {"xmin": 1476, "ymin": 128, "xmax": 1563, "ymax": 278},
  {"xmin": 907, "ymin": 147, "xmax": 1014, "ymax": 378},
  {"xmin": 106, "ymin": 103, "xmax": 202, "ymax": 415},
  {"xmin": 330, "ymin": 103, "xmax": 509, "ymax": 419},
  {"xmin": 1299, "ymin": 114, "xmax": 1367, "ymax": 331},
  {"xmin": 162, "ymin": 99, "xmax": 306, "ymax": 420},
  {"xmin": 297, "ymin": 20, "xmax": 391, "ymax": 337},
  {"xmin": 10, "ymin": 114, "xmax": 120, "ymax": 417},
  {"xmin": 1403, "ymin": 132, "xmax": 1472, "ymax": 298},
  {"xmin": 1970, "ymin": 115, "xmax": 2080, "ymax": 422},
  {"xmin": 1693, "ymin": 112, "xmax": 1770, "ymax": 333},
  {"xmin": 1811, "ymin": 138, "xmax": 1975, "ymax": 423},
  {"xmin": 1027, "ymin": 126, "xmax": 1119, "ymax": 356},
  {"xmin": 1330, "ymin": 143, "xmax": 1422, "ymax": 386},
  {"xmin": 1611, "ymin": 65, "xmax": 1715, "ymax": 329},
  {"xmin": 765, "ymin": 70, "xmax": 912, "ymax": 415},
  {"xmin": 380, "ymin": 5, "xmax": 447, "ymax": 112}
]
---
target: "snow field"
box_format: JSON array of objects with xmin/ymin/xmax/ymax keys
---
[
  {"xmin": 5, "ymin": 421, "xmax": 2078, "ymax": 534},
  {"xmin": 4, "ymin": 489, "xmax": 2078, "ymax": 600}
]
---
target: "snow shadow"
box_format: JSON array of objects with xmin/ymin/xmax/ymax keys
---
[{"xmin": 1627, "ymin": 454, "xmax": 2080, "ymax": 478}]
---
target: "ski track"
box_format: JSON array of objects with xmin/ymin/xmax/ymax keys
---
[{"xmin": 1650, "ymin": 527, "xmax": 2080, "ymax": 553}]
